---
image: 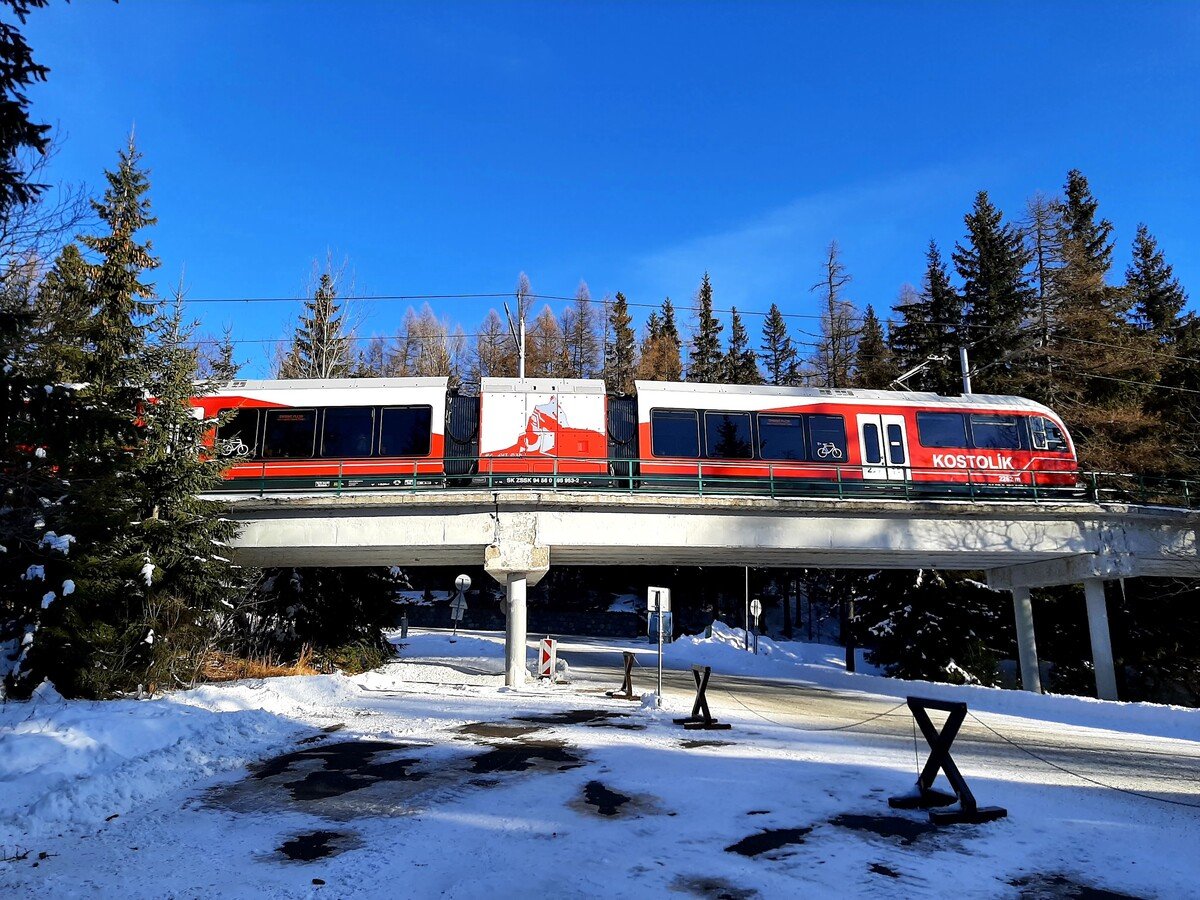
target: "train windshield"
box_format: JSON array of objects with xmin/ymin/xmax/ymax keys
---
[
  {"xmin": 758, "ymin": 415, "xmax": 805, "ymax": 461},
  {"xmin": 704, "ymin": 412, "xmax": 753, "ymax": 459}
]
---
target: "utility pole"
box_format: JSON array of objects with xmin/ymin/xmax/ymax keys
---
[
  {"xmin": 503, "ymin": 302, "xmax": 527, "ymax": 379},
  {"xmin": 959, "ymin": 346, "xmax": 972, "ymax": 394}
]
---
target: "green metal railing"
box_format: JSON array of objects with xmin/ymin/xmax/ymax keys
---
[{"xmin": 208, "ymin": 455, "xmax": 1200, "ymax": 510}]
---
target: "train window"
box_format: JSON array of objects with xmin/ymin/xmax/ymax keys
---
[
  {"xmin": 807, "ymin": 414, "xmax": 847, "ymax": 462},
  {"xmin": 216, "ymin": 408, "xmax": 259, "ymax": 458},
  {"xmin": 1030, "ymin": 416, "xmax": 1047, "ymax": 450},
  {"xmin": 379, "ymin": 406, "xmax": 433, "ymax": 457},
  {"xmin": 704, "ymin": 412, "xmax": 753, "ymax": 459},
  {"xmin": 886, "ymin": 423, "xmax": 906, "ymax": 465},
  {"xmin": 970, "ymin": 415, "xmax": 1022, "ymax": 450},
  {"xmin": 758, "ymin": 414, "xmax": 805, "ymax": 461},
  {"xmin": 862, "ymin": 423, "xmax": 883, "ymax": 464},
  {"xmin": 262, "ymin": 408, "xmax": 317, "ymax": 458},
  {"xmin": 650, "ymin": 409, "xmax": 699, "ymax": 458},
  {"xmin": 321, "ymin": 407, "xmax": 375, "ymax": 458},
  {"xmin": 916, "ymin": 412, "xmax": 967, "ymax": 448}
]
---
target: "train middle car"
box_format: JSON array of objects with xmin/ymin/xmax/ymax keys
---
[{"xmin": 195, "ymin": 376, "xmax": 1079, "ymax": 495}]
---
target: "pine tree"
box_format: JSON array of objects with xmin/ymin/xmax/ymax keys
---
[
  {"xmin": 722, "ymin": 307, "xmax": 761, "ymax": 384},
  {"xmin": 279, "ymin": 270, "xmax": 352, "ymax": 379},
  {"xmin": 560, "ymin": 280, "xmax": 599, "ymax": 378},
  {"xmin": 852, "ymin": 304, "xmax": 893, "ymax": 388},
  {"xmin": 688, "ymin": 273, "xmax": 723, "ymax": 382},
  {"xmin": 953, "ymin": 192, "xmax": 1033, "ymax": 395},
  {"xmin": 1127, "ymin": 224, "xmax": 1188, "ymax": 341},
  {"xmin": 759, "ymin": 303, "xmax": 798, "ymax": 386},
  {"xmin": 811, "ymin": 242, "xmax": 858, "ymax": 388},
  {"xmin": 603, "ymin": 291, "xmax": 637, "ymax": 393}
]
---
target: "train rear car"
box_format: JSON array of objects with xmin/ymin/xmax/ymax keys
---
[{"xmin": 194, "ymin": 377, "xmax": 448, "ymax": 492}]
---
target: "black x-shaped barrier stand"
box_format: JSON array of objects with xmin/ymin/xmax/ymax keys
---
[
  {"xmin": 673, "ymin": 666, "xmax": 732, "ymax": 730},
  {"xmin": 606, "ymin": 651, "xmax": 640, "ymax": 701},
  {"xmin": 888, "ymin": 697, "xmax": 1007, "ymax": 825}
]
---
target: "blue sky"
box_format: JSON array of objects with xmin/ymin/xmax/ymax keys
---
[{"xmin": 22, "ymin": 1, "xmax": 1200, "ymax": 375}]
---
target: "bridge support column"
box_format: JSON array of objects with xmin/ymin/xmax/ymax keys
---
[
  {"xmin": 1011, "ymin": 587, "xmax": 1042, "ymax": 694},
  {"xmin": 483, "ymin": 513, "xmax": 550, "ymax": 688},
  {"xmin": 1083, "ymin": 578, "xmax": 1118, "ymax": 701},
  {"xmin": 504, "ymin": 573, "xmax": 528, "ymax": 687}
]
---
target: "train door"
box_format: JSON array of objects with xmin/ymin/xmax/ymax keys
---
[{"xmin": 856, "ymin": 413, "xmax": 910, "ymax": 481}]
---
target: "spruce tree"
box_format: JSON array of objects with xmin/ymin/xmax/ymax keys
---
[
  {"xmin": 603, "ymin": 291, "xmax": 637, "ymax": 393},
  {"xmin": 722, "ymin": 307, "xmax": 761, "ymax": 384},
  {"xmin": 759, "ymin": 303, "xmax": 798, "ymax": 386},
  {"xmin": 889, "ymin": 243, "xmax": 964, "ymax": 394},
  {"xmin": 279, "ymin": 271, "xmax": 352, "ymax": 379},
  {"xmin": 31, "ymin": 138, "xmax": 163, "ymax": 696},
  {"xmin": 1127, "ymin": 224, "xmax": 1188, "ymax": 341},
  {"xmin": 35, "ymin": 242, "xmax": 91, "ymax": 382},
  {"xmin": 688, "ymin": 272, "xmax": 724, "ymax": 382},
  {"xmin": 659, "ymin": 298, "xmax": 683, "ymax": 380},
  {"xmin": 852, "ymin": 304, "xmax": 893, "ymax": 388},
  {"xmin": 0, "ymin": 0, "xmax": 50, "ymax": 213},
  {"xmin": 953, "ymin": 192, "xmax": 1033, "ymax": 395}
]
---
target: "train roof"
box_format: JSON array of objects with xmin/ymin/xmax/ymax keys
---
[
  {"xmin": 481, "ymin": 377, "xmax": 606, "ymax": 395},
  {"xmin": 634, "ymin": 380, "xmax": 1061, "ymax": 415},
  {"xmin": 206, "ymin": 377, "xmax": 449, "ymax": 392}
]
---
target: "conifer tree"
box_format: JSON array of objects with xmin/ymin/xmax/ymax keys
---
[
  {"xmin": 603, "ymin": 291, "xmax": 637, "ymax": 393},
  {"xmin": 759, "ymin": 303, "xmax": 798, "ymax": 386},
  {"xmin": 722, "ymin": 307, "xmax": 761, "ymax": 384},
  {"xmin": 560, "ymin": 280, "xmax": 599, "ymax": 378},
  {"xmin": 0, "ymin": 0, "xmax": 50, "ymax": 214},
  {"xmin": 279, "ymin": 270, "xmax": 352, "ymax": 379},
  {"xmin": 852, "ymin": 304, "xmax": 893, "ymax": 388},
  {"xmin": 953, "ymin": 192, "xmax": 1033, "ymax": 395},
  {"xmin": 526, "ymin": 304, "xmax": 565, "ymax": 378},
  {"xmin": 475, "ymin": 309, "xmax": 516, "ymax": 380},
  {"xmin": 688, "ymin": 273, "xmax": 723, "ymax": 382},
  {"xmin": 889, "ymin": 243, "xmax": 964, "ymax": 395},
  {"xmin": 659, "ymin": 298, "xmax": 683, "ymax": 379},
  {"xmin": 812, "ymin": 242, "xmax": 858, "ymax": 388},
  {"xmin": 1127, "ymin": 224, "xmax": 1188, "ymax": 341},
  {"xmin": 30, "ymin": 138, "xmax": 164, "ymax": 696},
  {"xmin": 35, "ymin": 242, "xmax": 90, "ymax": 382}
]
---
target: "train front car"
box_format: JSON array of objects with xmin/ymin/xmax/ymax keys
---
[
  {"xmin": 478, "ymin": 378, "xmax": 610, "ymax": 486},
  {"xmin": 633, "ymin": 381, "xmax": 1078, "ymax": 498},
  {"xmin": 193, "ymin": 377, "xmax": 449, "ymax": 494}
]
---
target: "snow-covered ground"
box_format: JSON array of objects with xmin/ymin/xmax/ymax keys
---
[{"xmin": 1, "ymin": 625, "xmax": 1198, "ymax": 898}]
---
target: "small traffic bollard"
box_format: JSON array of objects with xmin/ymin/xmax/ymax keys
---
[
  {"xmin": 674, "ymin": 665, "xmax": 731, "ymax": 731},
  {"xmin": 606, "ymin": 651, "xmax": 639, "ymax": 701},
  {"xmin": 888, "ymin": 696, "xmax": 1007, "ymax": 825},
  {"xmin": 537, "ymin": 637, "xmax": 558, "ymax": 681}
]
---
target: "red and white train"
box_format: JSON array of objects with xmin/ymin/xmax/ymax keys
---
[{"xmin": 192, "ymin": 377, "xmax": 1079, "ymax": 495}]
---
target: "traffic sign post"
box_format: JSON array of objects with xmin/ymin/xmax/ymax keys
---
[
  {"xmin": 449, "ymin": 574, "xmax": 471, "ymax": 640},
  {"xmin": 648, "ymin": 587, "xmax": 670, "ymax": 708},
  {"xmin": 537, "ymin": 637, "xmax": 558, "ymax": 680},
  {"xmin": 750, "ymin": 598, "xmax": 762, "ymax": 655}
]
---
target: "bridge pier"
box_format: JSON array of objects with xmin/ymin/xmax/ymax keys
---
[
  {"xmin": 503, "ymin": 573, "xmax": 528, "ymax": 687},
  {"xmin": 1083, "ymin": 578, "xmax": 1119, "ymax": 701},
  {"xmin": 1010, "ymin": 587, "xmax": 1042, "ymax": 694}
]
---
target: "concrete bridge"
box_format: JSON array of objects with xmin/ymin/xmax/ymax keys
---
[{"xmin": 224, "ymin": 490, "xmax": 1200, "ymax": 700}]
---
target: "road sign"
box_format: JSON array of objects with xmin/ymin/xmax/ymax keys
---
[
  {"xmin": 538, "ymin": 637, "xmax": 558, "ymax": 680},
  {"xmin": 450, "ymin": 594, "xmax": 468, "ymax": 621},
  {"xmin": 750, "ymin": 598, "xmax": 762, "ymax": 620},
  {"xmin": 648, "ymin": 586, "xmax": 671, "ymax": 613},
  {"xmin": 455, "ymin": 574, "xmax": 471, "ymax": 593}
]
